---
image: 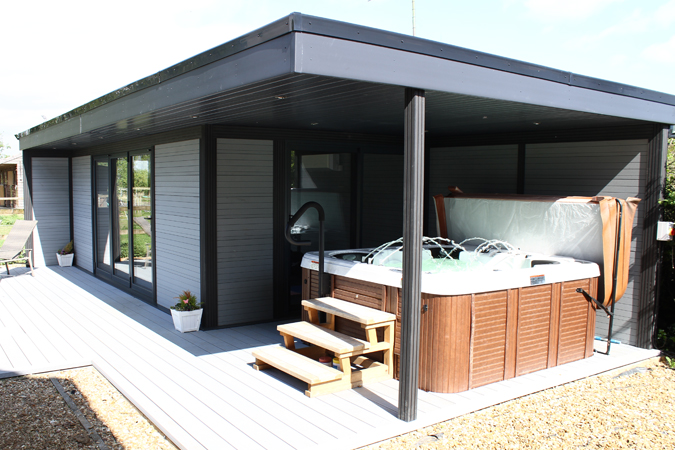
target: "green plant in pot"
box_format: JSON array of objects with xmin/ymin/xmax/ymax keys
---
[
  {"xmin": 56, "ymin": 240, "xmax": 74, "ymax": 267},
  {"xmin": 170, "ymin": 290, "xmax": 204, "ymax": 333}
]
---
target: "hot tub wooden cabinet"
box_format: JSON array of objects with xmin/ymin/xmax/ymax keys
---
[{"xmin": 302, "ymin": 268, "xmax": 597, "ymax": 393}]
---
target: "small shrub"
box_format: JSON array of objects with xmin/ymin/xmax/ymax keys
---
[
  {"xmin": 58, "ymin": 240, "xmax": 74, "ymax": 255},
  {"xmin": 171, "ymin": 290, "xmax": 203, "ymax": 311}
]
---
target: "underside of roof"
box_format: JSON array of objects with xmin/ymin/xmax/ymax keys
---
[{"xmin": 17, "ymin": 13, "xmax": 675, "ymax": 151}]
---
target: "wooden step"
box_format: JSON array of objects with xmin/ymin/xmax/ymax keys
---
[
  {"xmin": 252, "ymin": 345, "xmax": 343, "ymax": 385},
  {"xmin": 302, "ymin": 297, "xmax": 396, "ymax": 325},
  {"xmin": 278, "ymin": 321, "xmax": 370, "ymax": 354}
]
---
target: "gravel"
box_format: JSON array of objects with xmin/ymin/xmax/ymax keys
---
[
  {"xmin": 0, "ymin": 366, "xmax": 176, "ymax": 450},
  {"xmin": 1, "ymin": 359, "xmax": 672, "ymax": 449},
  {"xmin": 362, "ymin": 357, "xmax": 675, "ymax": 449}
]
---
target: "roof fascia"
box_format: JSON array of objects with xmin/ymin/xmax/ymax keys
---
[
  {"xmin": 294, "ymin": 33, "xmax": 675, "ymax": 125},
  {"xmin": 18, "ymin": 34, "xmax": 296, "ymax": 150},
  {"xmin": 292, "ymin": 14, "xmax": 675, "ymax": 107},
  {"xmin": 16, "ymin": 14, "xmax": 298, "ymax": 142}
]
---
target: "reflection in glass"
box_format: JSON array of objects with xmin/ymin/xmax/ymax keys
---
[
  {"xmin": 95, "ymin": 161, "xmax": 111, "ymax": 273},
  {"xmin": 290, "ymin": 153, "xmax": 352, "ymax": 252},
  {"xmin": 113, "ymin": 157, "xmax": 130, "ymax": 277},
  {"xmin": 132, "ymin": 154, "xmax": 152, "ymax": 285}
]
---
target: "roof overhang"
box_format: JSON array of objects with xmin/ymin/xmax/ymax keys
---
[{"xmin": 17, "ymin": 13, "xmax": 675, "ymax": 151}]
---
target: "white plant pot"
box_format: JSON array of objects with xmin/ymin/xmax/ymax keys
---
[
  {"xmin": 56, "ymin": 253, "xmax": 74, "ymax": 267},
  {"xmin": 171, "ymin": 308, "xmax": 203, "ymax": 333}
]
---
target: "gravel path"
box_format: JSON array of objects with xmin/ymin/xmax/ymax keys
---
[
  {"xmin": 0, "ymin": 366, "xmax": 176, "ymax": 449},
  {"xmin": 1, "ymin": 358, "xmax": 672, "ymax": 449},
  {"xmin": 362, "ymin": 357, "xmax": 674, "ymax": 449}
]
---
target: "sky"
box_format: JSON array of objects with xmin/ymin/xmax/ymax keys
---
[{"xmin": 1, "ymin": 0, "xmax": 674, "ymax": 155}]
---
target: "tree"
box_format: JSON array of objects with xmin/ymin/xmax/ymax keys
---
[
  {"xmin": 656, "ymin": 137, "xmax": 675, "ymax": 358},
  {"xmin": 0, "ymin": 133, "xmax": 11, "ymax": 158}
]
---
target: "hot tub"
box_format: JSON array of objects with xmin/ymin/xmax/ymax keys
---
[{"xmin": 301, "ymin": 243, "xmax": 600, "ymax": 393}]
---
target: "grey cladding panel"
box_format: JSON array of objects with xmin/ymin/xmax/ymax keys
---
[
  {"xmin": 31, "ymin": 158, "xmax": 71, "ymax": 266},
  {"xmin": 428, "ymin": 145, "xmax": 519, "ymax": 232},
  {"xmin": 216, "ymin": 138, "xmax": 274, "ymax": 326},
  {"xmin": 362, "ymin": 154, "xmax": 404, "ymax": 247},
  {"xmin": 525, "ymin": 139, "xmax": 648, "ymax": 346},
  {"xmin": 155, "ymin": 139, "xmax": 201, "ymax": 309},
  {"xmin": 72, "ymin": 156, "xmax": 93, "ymax": 273}
]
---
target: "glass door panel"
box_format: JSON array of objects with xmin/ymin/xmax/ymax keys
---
[
  {"xmin": 94, "ymin": 151, "xmax": 153, "ymax": 298},
  {"xmin": 112, "ymin": 156, "xmax": 130, "ymax": 280},
  {"xmin": 95, "ymin": 160, "xmax": 111, "ymax": 274},
  {"xmin": 288, "ymin": 151, "xmax": 352, "ymax": 312},
  {"xmin": 290, "ymin": 152, "xmax": 352, "ymax": 252},
  {"xmin": 131, "ymin": 154, "xmax": 152, "ymax": 288}
]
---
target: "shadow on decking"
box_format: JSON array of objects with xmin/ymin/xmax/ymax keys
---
[
  {"xmin": 0, "ymin": 265, "xmax": 33, "ymax": 280},
  {"xmin": 31, "ymin": 266, "xmax": 286, "ymax": 358},
  {"xmin": 248, "ymin": 361, "xmax": 400, "ymax": 416}
]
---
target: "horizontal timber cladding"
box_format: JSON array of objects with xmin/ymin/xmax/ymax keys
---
[
  {"xmin": 332, "ymin": 275, "xmax": 386, "ymax": 342},
  {"xmin": 155, "ymin": 140, "xmax": 201, "ymax": 309},
  {"xmin": 31, "ymin": 157, "xmax": 71, "ymax": 266},
  {"xmin": 361, "ymin": 153, "xmax": 404, "ymax": 247},
  {"xmin": 72, "ymin": 156, "xmax": 93, "ymax": 273},
  {"xmin": 427, "ymin": 144, "xmax": 518, "ymax": 232},
  {"xmin": 216, "ymin": 138, "xmax": 274, "ymax": 326},
  {"xmin": 525, "ymin": 139, "xmax": 648, "ymax": 347}
]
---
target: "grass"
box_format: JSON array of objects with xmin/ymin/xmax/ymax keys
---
[
  {"xmin": 119, "ymin": 233, "xmax": 152, "ymax": 259},
  {"xmin": 0, "ymin": 213, "xmax": 23, "ymax": 247}
]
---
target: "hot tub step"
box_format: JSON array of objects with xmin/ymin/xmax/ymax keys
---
[
  {"xmin": 278, "ymin": 321, "xmax": 371, "ymax": 355},
  {"xmin": 252, "ymin": 345, "xmax": 343, "ymax": 386},
  {"xmin": 302, "ymin": 297, "xmax": 396, "ymax": 325}
]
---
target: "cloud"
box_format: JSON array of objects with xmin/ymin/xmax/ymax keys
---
[
  {"xmin": 524, "ymin": 0, "xmax": 624, "ymax": 20},
  {"xmin": 655, "ymin": 0, "xmax": 675, "ymax": 27},
  {"xmin": 563, "ymin": 8, "xmax": 650, "ymax": 50},
  {"xmin": 642, "ymin": 34, "xmax": 675, "ymax": 64}
]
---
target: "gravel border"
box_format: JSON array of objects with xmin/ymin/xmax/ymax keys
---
[
  {"xmin": 0, "ymin": 366, "xmax": 177, "ymax": 450},
  {"xmin": 361, "ymin": 357, "xmax": 674, "ymax": 449},
  {"xmin": 2, "ymin": 358, "xmax": 672, "ymax": 449}
]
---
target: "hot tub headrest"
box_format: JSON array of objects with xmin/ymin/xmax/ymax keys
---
[{"xmin": 433, "ymin": 192, "xmax": 640, "ymax": 306}]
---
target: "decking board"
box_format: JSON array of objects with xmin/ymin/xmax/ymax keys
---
[
  {"xmin": 50, "ymin": 271, "xmax": 362, "ymax": 443},
  {"xmin": 0, "ymin": 267, "xmax": 660, "ymax": 450},
  {"xmin": 0, "ymin": 280, "xmax": 83, "ymax": 363},
  {"xmin": 34, "ymin": 274, "xmax": 312, "ymax": 450}
]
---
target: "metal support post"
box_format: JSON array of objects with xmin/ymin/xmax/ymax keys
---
[{"xmin": 398, "ymin": 87, "xmax": 425, "ymax": 422}]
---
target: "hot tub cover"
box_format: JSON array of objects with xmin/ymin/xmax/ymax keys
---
[{"xmin": 433, "ymin": 192, "xmax": 639, "ymax": 306}]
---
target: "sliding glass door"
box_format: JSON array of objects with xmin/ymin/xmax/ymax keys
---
[{"xmin": 94, "ymin": 150, "xmax": 153, "ymax": 297}]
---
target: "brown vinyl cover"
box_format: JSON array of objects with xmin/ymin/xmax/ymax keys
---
[{"xmin": 433, "ymin": 192, "xmax": 640, "ymax": 306}]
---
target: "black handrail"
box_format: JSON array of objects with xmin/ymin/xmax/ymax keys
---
[{"xmin": 285, "ymin": 202, "xmax": 326, "ymax": 297}]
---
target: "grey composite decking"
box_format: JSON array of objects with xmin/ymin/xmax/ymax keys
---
[{"xmin": 0, "ymin": 267, "xmax": 660, "ymax": 450}]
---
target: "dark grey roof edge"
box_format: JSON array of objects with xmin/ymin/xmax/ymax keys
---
[
  {"xmin": 15, "ymin": 14, "xmax": 298, "ymax": 140},
  {"xmin": 16, "ymin": 12, "xmax": 675, "ymax": 140},
  {"xmin": 293, "ymin": 14, "xmax": 675, "ymax": 108}
]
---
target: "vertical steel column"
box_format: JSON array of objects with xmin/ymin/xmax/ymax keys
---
[
  {"xmin": 398, "ymin": 87, "xmax": 425, "ymax": 422},
  {"xmin": 638, "ymin": 125, "xmax": 669, "ymax": 348},
  {"xmin": 199, "ymin": 125, "xmax": 218, "ymax": 328}
]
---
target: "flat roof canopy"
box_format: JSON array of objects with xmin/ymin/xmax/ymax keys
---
[{"xmin": 17, "ymin": 13, "xmax": 675, "ymax": 151}]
